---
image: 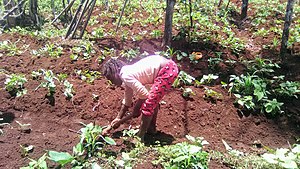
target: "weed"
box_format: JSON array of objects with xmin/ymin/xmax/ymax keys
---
[{"xmin": 5, "ymin": 73, "xmax": 27, "ymax": 97}]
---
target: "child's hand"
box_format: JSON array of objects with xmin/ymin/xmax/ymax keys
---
[
  {"xmin": 111, "ymin": 118, "xmax": 121, "ymax": 129},
  {"xmin": 102, "ymin": 125, "xmax": 112, "ymax": 136}
]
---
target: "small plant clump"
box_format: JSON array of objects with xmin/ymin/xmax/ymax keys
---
[{"xmin": 4, "ymin": 73, "xmax": 27, "ymax": 97}]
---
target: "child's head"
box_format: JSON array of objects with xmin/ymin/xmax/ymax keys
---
[{"xmin": 102, "ymin": 58, "xmax": 125, "ymax": 86}]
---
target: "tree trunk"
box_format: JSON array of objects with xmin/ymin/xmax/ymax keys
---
[
  {"xmin": 280, "ymin": 0, "xmax": 295, "ymax": 61},
  {"xmin": 30, "ymin": 0, "xmax": 39, "ymax": 25},
  {"xmin": 162, "ymin": 0, "xmax": 176, "ymax": 48},
  {"xmin": 241, "ymin": 0, "xmax": 248, "ymax": 20}
]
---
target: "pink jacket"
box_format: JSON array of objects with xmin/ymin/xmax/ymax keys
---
[{"xmin": 120, "ymin": 55, "xmax": 170, "ymax": 106}]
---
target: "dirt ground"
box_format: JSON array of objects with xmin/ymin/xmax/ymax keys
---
[{"xmin": 0, "ymin": 1, "xmax": 300, "ymax": 169}]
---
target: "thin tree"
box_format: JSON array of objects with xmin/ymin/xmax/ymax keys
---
[
  {"xmin": 162, "ymin": 0, "xmax": 176, "ymax": 48},
  {"xmin": 280, "ymin": 0, "xmax": 295, "ymax": 61},
  {"xmin": 241, "ymin": 0, "xmax": 248, "ymax": 20}
]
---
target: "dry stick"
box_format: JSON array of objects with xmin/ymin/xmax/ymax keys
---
[
  {"xmin": 51, "ymin": 0, "xmax": 76, "ymax": 24},
  {"xmin": 65, "ymin": 0, "xmax": 85, "ymax": 38},
  {"xmin": 78, "ymin": 0, "xmax": 96, "ymax": 39},
  {"xmin": 115, "ymin": 0, "xmax": 129, "ymax": 33},
  {"xmin": 1, "ymin": 0, "xmax": 25, "ymax": 20},
  {"xmin": 71, "ymin": 0, "xmax": 90, "ymax": 39}
]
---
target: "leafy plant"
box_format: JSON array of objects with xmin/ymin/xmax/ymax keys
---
[
  {"xmin": 234, "ymin": 94, "xmax": 256, "ymax": 110},
  {"xmin": 208, "ymin": 57, "xmax": 223, "ymax": 71},
  {"xmin": 172, "ymin": 71, "xmax": 195, "ymax": 88},
  {"xmin": 48, "ymin": 123, "xmax": 116, "ymax": 168},
  {"xmin": 275, "ymin": 81, "xmax": 300, "ymax": 98},
  {"xmin": 154, "ymin": 135, "xmax": 209, "ymax": 169},
  {"xmin": 4, "ymin": 73, "xmax": 27, "ymax": 97},
  {"xmin": 262, "ymin": 144, "xmax": 300, "ymax": 169},
  {"xmin": 264, "ymin": 99, "xmax": 284, "ymax": 115}
]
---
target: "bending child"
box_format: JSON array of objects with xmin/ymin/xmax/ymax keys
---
[{"xmin": 101, "ymin": 55, "xmax": 179, "ymax": 141}]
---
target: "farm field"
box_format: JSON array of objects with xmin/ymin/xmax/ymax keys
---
[{"xmin": 0, "ymin": 0, "xmax": 300, "ymax": 168}]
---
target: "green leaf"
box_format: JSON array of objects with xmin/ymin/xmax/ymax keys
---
[
  {"xmin": 104, "ymin": 136, "xmax": 116, "ymax": 145},
  {"xmin": 173, "ymin": 155, "xmax": 189, "ymax": 163},
  {"xmin": 281, "ymin": 160, "xmax": 298, "ymax": 169},
  {"xmin": 48, "ymin": 151, "xmax": 74, "ymax": 166}
]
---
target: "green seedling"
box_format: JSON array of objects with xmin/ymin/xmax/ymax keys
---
[
  {"xmin": 21, "ymin": 153, "xmax": 48, "ymax": 169},
  {"xmin": 150, "ymin": 29, "xmax": 162, "ymax": 39},
  {"xmin": 35, "ymin": 69, "xmax": 58, "ymax": 96},
  {"xmin": 5, "ymin": 73, "xmax": 27, "ymax": 97},
  {"xmin": 197, "ymin": 74, "xmax": 219, "ymax": 86},
  {"xmin": 63, "ymin": 80, "xmax": 74, "ymax": 99},
  {"xmin": 35, "ymin": 43, "xmax": 63, "ymax": 58},
  {"xmin": 79, "ymin": 122, "xmax": 116, "ymax": 157},
  {"xmin": 182, "ymin": 88, "xmax": 195, "ymax": 98},
  {"xmin": 120, "ymin": 48, "xmax": 140, "ymax": 62},
  {"xmin": 57, "ymin": 73, "xmax": 68, "ymax": 82},
  {"xmin": 75, "ymin": 70, "xmax": 101, "ymax": 84},
  {"xmin": 234, "ymin": 94, "xmax": 256, "ymax": 110},
  {"xmin": 0, "ymin": 40, "xmax": 23, "ymax": 56},
  {"xmin": 204, "ymin": 87, "xmax": 223, "ymax": 101}
]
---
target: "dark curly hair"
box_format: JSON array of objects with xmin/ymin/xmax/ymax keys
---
[{"xmin": 102, "ymin": 58, "xmax": 126, "ymax": 79}]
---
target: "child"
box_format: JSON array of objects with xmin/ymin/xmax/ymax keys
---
[{"xmin": 102, "ymin": 55, "xmax": 179, "ymax": 141}]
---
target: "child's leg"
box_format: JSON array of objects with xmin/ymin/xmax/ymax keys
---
[{"xmin": 147, "ymin": 106, "xmax": 158, "ymax": 134}]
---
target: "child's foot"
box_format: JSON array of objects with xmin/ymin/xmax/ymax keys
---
[{"xmin": 147, "ymin": 127, "xmax": 157, "ymax": 135}]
